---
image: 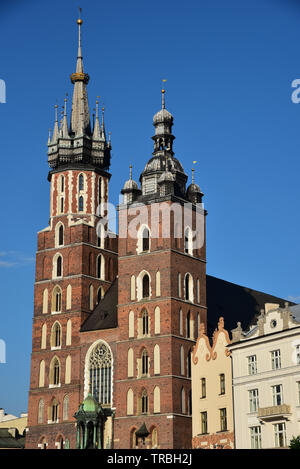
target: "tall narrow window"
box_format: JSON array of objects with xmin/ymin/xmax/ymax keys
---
[
  {"xmin": 98, "ymin": 177, "xmax": 102, "ymax": 204},
  {"xmin": 51, "ymin": 399, "xmax": 59, "ymax": 423},
  {"xmin": 63, "ymin": 395, "xmax": 69, "ymax": 420},
  {"xmin": 250, "ymin": 427, "xmax": 261, "ymax": 449},
  {"xmin": 296, "ymin": 345, "xmax": 300, "ymax": 365},
  {"xmin": 181, "ymin": 388, "xmax": 186, "ymax": 414},
  {"xmin": 274, "ymin": 423, "xmax": 286, "ymax": 448},
  {"xmin": 271, "ymin": 350, "xmax": 281, "ymax": 370},
  {"xmin": 142, "ymin": 310, "xmax": 149, "ymax": 336},
  {"xmin": 184, "ymin": 229, "xmax": 189, "ymax": 254},
  {"xmin": 141, "ymin": 349, "xmax": 149, "ymax": 375},
  {"xmin": 178, "ymin": 273, "xmax": 181, "ymax": 297},
  {"xmin": 60, "ymin": 175, "xmax": 64, "ymax": 192},
  {"xmin": 187, "ymin": 349, "xmax": 192, "ymax": 378},
  {"xmin": 249, "ymin": 389, "xmax": 259, "ymax": 412},
  {"xmin": 50, "ymin": 357, "xmax": 60, "ymax": 386},
  {"xmin": 60, "ymin": 197, "xmax": 64, "ymax": 214},
  {"xmin": 201, "ymin": 411, "xmax": 208, "ymax": 434},
  {"xmin": 79, "ymin": 196, "xmax": 84, "ymax": 212},
  {"xmin": 38, "ymin": 399, "xmax": 44, "ymax": 424},
  {"xmin": 186, "ymin": 312, "xmax": 191, "ymax": 338},
  {"xmin": 52, "ymin": 286, "xmax": 62, "ymax": 313},
  {"xmin": 56, "ymin": 256, "xmax": 62, "ymax": 277},
  {"xmin": 58, "ymin": 225, "xmax": 64, "ymax": 246},
  {"xmin": 272, "ymin": 384, "xmax": 283, "ymax": 406},
  {"xmin": 220, "ymin": 374, "xmax": 225, "ymax": 395},
  {"xmin": 220, "ymin": 408, "xmax": 227, "ymax": 431},
  {"xmin": 89, "ymin": 342, "xmax": 112, "ymax": 405},
  {"xmin": 248, "ymin": 355, "xmax": 257, "ymax": 375},
  {"xmin": 142, "ymin": 227, "xmax": 150, "ymax": 252},
  {"xmin": 185, "ymin": 275, "xmax": 190, "ymax": 301},
  {"xmin": 141, "ymin": 390, "xmax": 148, "ymax": 414},
  {"xmin": 79, "ymin": 174, "xmax": 84, "ymax": 191},
  {"xmin": 201, "ymin": 378, "xmax": 206, "ymax": 398},
  {"xmin": 179, "ymin": 309, "xmax": 183, "ymax": 335},
  {"xmin": 142, "ymin": 274, "xmax": 150, "ymax": 298},
  {"xmin": 51, "ymin": 322, "xmax": 61, "ymax": 349}
]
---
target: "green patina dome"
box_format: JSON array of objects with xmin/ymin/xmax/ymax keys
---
[{"xmin": 82, "ymin": 392, "xmax": 99, "ymax": 413}]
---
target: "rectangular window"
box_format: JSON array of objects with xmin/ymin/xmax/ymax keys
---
[
  {"xmin": 220, "ymin": 374, "xmax": 225, "ymax": 395},
  {"xmin": 271, "ymin": 350, "xmax": 281, "ymax": 370},
  {"xmin": 201, "ymin": 378, "xmax": 206, "ymax": 398},
  {"xmin": 201, "ymin": 411, "xmax": 208, "ymax": 434},
  {"xmin": 296, "ymin": 345, "xmax": 300, "ymax": 365},
  {"xmin": 250, "ymin": 426, "xmax": 261, "ymax": 449},
  {"xmin": 272, "ymin": 384, "xmax": 283, "ymax": 406},
  {"xmin": 220, "ymin": 408, "xmax": 227, "ymax": 431},
  {"xmin": 274, "ymin": 423, "xmax": 286, "ymax": 448},
  {"xmin": 249, "ymin": 389, "xmax": 259, "ymax": 413},
  {"xmin": 248, "ymin": 355, "xmax": 257, "ymax": 375}
]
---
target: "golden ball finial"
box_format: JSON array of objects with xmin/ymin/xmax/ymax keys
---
[
  {"xmin": 77, "ymin": 18, "xmax": 83, "ymax": 25},
  {"xmin": 162, "ymin": 89, "xmax": 165, "ymax": 93}
]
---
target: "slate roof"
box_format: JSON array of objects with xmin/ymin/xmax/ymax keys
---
[
  {"xmin": 80, "ymin": 274, "xmax": 295, "ymax": 337},
  {"xmin": 206, "ymin": 275, "xmax": 295, "ymax": 338},
  {"xmin": 81, "ymin": 279, "xmax": 118, "ymax": 332}
]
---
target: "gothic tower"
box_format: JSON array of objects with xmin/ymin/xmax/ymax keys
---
[
  {"xmin": 26, "ymin": 17, "xmax": 117, "ymax": 449},
  {"xmin": 114, "ymin": 89, "xmax": 207, "ymax": 449}
]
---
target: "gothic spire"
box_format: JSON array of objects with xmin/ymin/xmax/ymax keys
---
[
  {"xmin": 51, "ymin": 104, "xmax": 59, "ymax": 142},
  {"xmin": 70, "ymin": 14, "xmax": 91, "ymax": 137},
  {"xmin": 92, "ymin": 98, "xmax": 101, "ymax": 140}
]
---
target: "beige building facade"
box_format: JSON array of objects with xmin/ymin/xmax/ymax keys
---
[
  {"xmin": 191, "ymin": 318, "xmax": 234, "ymax": 449},
  {"xmin": 229, "ymin": 303, "xmax": 300, "ymax": 449}
]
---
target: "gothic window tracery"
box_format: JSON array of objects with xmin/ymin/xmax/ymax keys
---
[{"xmin": 88, "ymin": 342, "xmax": 112, "ymax": 405}]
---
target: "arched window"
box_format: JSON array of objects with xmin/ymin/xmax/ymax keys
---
[
  {"xmin": 89, "ymin": 285, "xmax": 94, "ymax": 311},
  {"xmin": 66, "ymin": 319, "xmax": 72, "ymax": 346},
  {"xmin": 60, "ymin": 197, "xmax": 64, "ymax": 214},
  {"xmin": 52, "ymin": 286, "xmax": 62, "ymax": 313},
  {"xmin": 41, "ymin": 324, "xmax": 47, "ymax": 349},
  {"xmin": 42, "ymin": 288, "xmax": 48, "ymax": 314},
  {"xmin": 153, "ymin": 387, "xmax": 160, "ymax": 414},
  {"xmin": 130, "ymin": 275, "xmax": 136, "ymax": 301},
  {"xmin": 180, "ymin": 346, "xmax": 184, "ymax": 376},
  {"xmin": 179, "ymin": 309, "xmax": 183, "ymax": 335},
  {"xmin": 142, "ymin": 227, "xmax": 150, "ymax": 252},
  {"xmin": 130, "ymin": 428, "xmax": 137, "ymax": 449},
  {"xmin": 128, "ymin": 348, "xmax": 134, "ymax": 378},
  {"xmin": 184, "ymin": 273, "xmax": 193, "ymax": 302},
  {"xmin": 141, "ymin": 390, "xmax": 148, "ymax": 414},
  {"xmin": 78, "ymin": 174, "xmax": 84, "ymax": 191},
  {"xmin": 154, "ymin": 306, "xmax": 160, "ymax": 334},
  {"xmin": 56, "ymin": 255, "xmax": 62, "ymax": 277},
  {"xmin": 188, "ymin": 390, "xmax": 192, "ymax": 415},
  {"xmin": 127, "ymin": 389, "xmax": 134, "ymax": 415},
  {"xmin": 141, "ymin": 349, "xmax": 149, "ymax": 375},
  {"xmin": 88, "ymin": 342, "xmax": 112, "ymax": 405},
  {"xmin": 178, "ymin": 273, "xmax": 181, "ymax": 297},
  {"xmin": 38, "ymin": 399, "xmax": 44, "ymax": 424},
  {"xmin": 51, "ymin": 322, "xmax": 61, "ymax": 349},
  {"xmin": 50, "ymin": 357, "xmax": 61, "ymax": 386},
  {"xmin": 39, "ymin": 360, "xmax": 45, "ymax": 387},
  {"xmin": 187, "ymin": 348, "xmax": 192, "ymax": 378},
  {"xmin": 156, "ymin": 271, "xmax": 161, "ymax": 297},
  {"xmin": 50, "ymin": 398, "xmax": 59, "ymax": 423},
  {"xmin": 151, "ymin": 427, "xmax": 158, "ymax": 448},
  {"xmin": 66, "ymin": 285, "xmax": 72, "ymax": 310},
  {"xmin": 142, "ymin": 310, "xmax": 149, "ymax": 336},
  {"xmin": 142, "ymin": 274, "xmax": 150, "ymax": 298},
  {"xmin": 65, "ymin": 355, "xmax": 71, "ymax": 384},
  {"xmin": 60, "ymin": 175, "xmax": 64, "ymax": 193},
  {"xmin": 78, "ymin": 196, "xmax": 84, "ymax": 212},
  {"xmin": 197, "ymin": 279, "xmax": 200, "ymax": 304},
  {"xmin": 154, "ymin": 344, "xmax": 160, "ymax": 375},
  {"xmin": 97, "ymin": 254, "xmax": 104, "ymax": 280},
  {"xmin": 181, "ymin": 387, "xmax": 186, "ymax": 414},
  {"xmin": 58, "ymin": 225, "xmax": 64, "ymax": 246},
  {"xmin": 186, "ymin": 312, "xmax": 191, "ymax": 339},
  {"xmin": 63, "ymin": 395, "xmax": 69, "ymax": 421},
  {"xmin": 184, "ymin": 227, "xmax": 193, "ymax": 255},
  {"xmin": 97, "ymin": 287, "xmax": 104, "ymax": 304},
  {"xmin": 129, "ymin": 311, "xmax": 134, "ymax": 338}
]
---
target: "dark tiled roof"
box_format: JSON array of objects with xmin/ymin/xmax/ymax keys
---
[
  {"xmin": 206, "ymin": 275, "xmax": 294, "ymax": 338},
  {"xmin": 0, "ymin": 429, "xmax": 25, "ymax": 449},
  {"xmin": 79, "ymin": 274, "xmax": 294, "ymax": 338},
  {"xmin": 81, "ymin": 279, "xmax": 118, "ymax": 332}
]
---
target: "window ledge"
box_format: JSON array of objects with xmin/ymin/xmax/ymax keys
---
[{"xmin": 49, "ymin": 383, "xmax": 61, "ymax": 388}]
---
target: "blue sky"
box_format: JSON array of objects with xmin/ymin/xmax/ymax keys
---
[{"xmin": 1, "ymin": 0, "xmax": 300, "ymax": 415}]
